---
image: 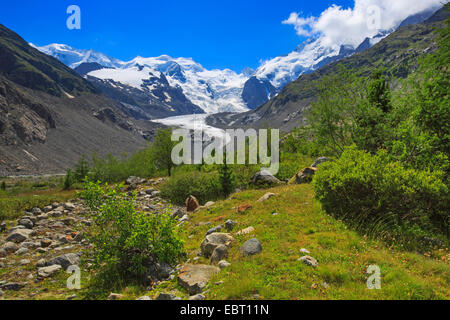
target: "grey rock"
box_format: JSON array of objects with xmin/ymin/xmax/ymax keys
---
[
  {"xmin": 36, "ymin": 259, "xmax": 47, "ymax": 268},
  {"xmin": 298, "ymin": 256, "xmax": 319, "ymax": 268},
  {"xmin": 156, "ymin": 293, "xmax": 182, "ymax": 300},
  {"xmin": 250, "ymin": 170, "xmax": 281, "ymax": 186},
  {"xmin": 1, "ymin": 282, "xmax": 25, "ymax": 291},
  {"xmin": 241, "ymin": 238, "xmax": 262, "ymax": 256},
  {"xmin": 6, "ymin": 229, "xmax": 33, "ymax": 243},
  {"xmin": 31, "ymin": 207, "xmax": 42, "ymax": 216},
  {"xmin": 257, "ymin": 192, "xmax": 276, "ymax": 203},
  {"xmin": 210, "ymin": 245, "xmax": 228, "ymax": 265},
  {"xmin": 38, "ymin": 265, "xmax": 62, "ymax": 278},
  {"xmin": 189, "ymin": 294, "xmax": 206, "ymax": 300},
  {"xmin": 2, "ymin": 242, "xmax": 19, "ymax": 253},
  {"xmin": 206, "ymin": 225, "xmax": 222, "ymax": 236},
  {"xmin": 18, "ymin": 218, "xmax": 34, "ymax": 229},
  {"xmin": 137, "ymin": 296, "xmax": 152, "ymax": 300},
  {"xmin": 0, "ymin": 222, "xmax": 6, "ymax": 233},
  {"xmin": 177, "ymin": 264, "xmax": 220, "ymax": 295},
  {"xmin": 224, "ymin": 220, "xmax": 236, "ymax": 231},
  {"xmin": 15, "ymin": 247, "xmax": 29, "ymax": 255},
  {"xmin": 19, "ymin": 259, "xmax": 30, "ymax": 265},
  {"xmin": 200, "ymin": 233, "xmax": 234, "ymax": 258},
  {"xmin": 0, "ymin": 248, "xmax": 6, "ymax": 258},
  {"xmin": 47, "ymin": 253, "xmax": 80, "ymax": 270},
  {"xmin": 171, "ymin": 209, "xmax": 185, "ymax": 219}
]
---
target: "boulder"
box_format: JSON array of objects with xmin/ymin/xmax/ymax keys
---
[
  {"xmin": 17, "ymin": 218, "xmax": 34, "ymax": 229},
  {"xmin": 210, "ymin": 245, "xmax": 228, "ymax": 265},
  {"xmin": 204, "ymin": 201, "xmax": 215, "ymax": 208},
  {"xmin": 2, "ymin": 242, "xmax": 19, "ymax": 253},
  {"xmin": 47, "ymin": 253, "xmax": 80, "ymax": 270},
  {"xmin": 311, "ymin": 157, "xmax": 332, "ymax": 168},
  {"xmin": 6, "ymin": 229, "xmax": 33, "ymax": 243},
  {"xmin": 125, "ymin": 176, "xmax": 145, "ymax": 185},
  {"xmin": 37, "ymin": 265, "xmax": 62, "ymax": 278},
  {"xmin": 288, "ymin": 167, "xmax": 317, "ymax": 185},
  {"xmin": 250, "ymin": 170, "xmax": 282, "ymax": 186},
  {"xmin": 241, "ymin": 238, "xmax": 262, "ymax": 256},
  {"xmin": 257, "ymin": 193, "xmax": 276, "ymax": 203},
  {"xmin": 201, "ymin": 233, "xmax": 234, "ymax": 258},
  {"xmin": 177, "ymin": 264, "xmax": 220, "ymax": 295},
  {"xmin": 186, "ymin": 195, "xmax": 200, "ymax": 212}
]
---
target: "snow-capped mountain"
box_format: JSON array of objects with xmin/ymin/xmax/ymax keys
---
[{"xmin": 32, "ymin": 7, "xmax": 437, "ymax": 116}]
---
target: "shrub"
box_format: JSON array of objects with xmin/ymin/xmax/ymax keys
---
[
  {"xmin": 160, "ymin": 171, "xmax": 223, "ymax": 205},
  {"xmin": 313, "ymin": 146, "xmax": 449, "ymax": 244},
  {"xmin": 79, "ymin": 181, "xmax": 184, "ymax": 290},
  {"xmin": 63, "ymin": 169, "xmax": 74, "ymax": 190},
  {"xmin": 219, "ymin": 163, "xmax": 235, "ymax": 198},
  {"xmin": 1, "ymin": 181, "xmax": 6, "ymax": 191}
]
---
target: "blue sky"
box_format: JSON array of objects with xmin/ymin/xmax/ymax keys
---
[{"xmin": 0, "ymin": 0, "xmax": 376, "ymax": 72}]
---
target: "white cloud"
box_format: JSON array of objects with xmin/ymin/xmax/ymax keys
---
[{"xmin": 283, "ymin": 0, "xmax": 445, "ymax": 48}]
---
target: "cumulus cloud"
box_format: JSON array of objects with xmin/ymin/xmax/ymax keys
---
[{"xmin": 283, "ymin": 0, "xmax": 445, "ymax": 47}]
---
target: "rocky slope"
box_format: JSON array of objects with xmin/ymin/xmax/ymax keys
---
[
  {"xmin": 206, "ymin": 7, "xmax": 449, "ymax": 131},
  {"xmin": 0, "ymin": 24, "xmax": 162, "ymax": 176}
]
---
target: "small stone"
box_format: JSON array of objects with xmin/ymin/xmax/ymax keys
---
[
  {"xmin": 31, "ymin": 207, "xmax": 42, "ymax": 216},
  {"xmin": 204, "ymin": 201, "xmax": 215, "ymax": 208},
  {"xmin": 257, "ymin": 193, "xmax": 276, "ymax": 203},
  {"xmin": 241, "ymin": 238, "xmax": 262, "ymax": 256},
  {"xmin": 19, "ymin": 259, "xmax": 30, "ymax": 265},
  {"xmin": 218, "ymin": 260, "xmax": 231, "ymax": 269},
  {"xmin": 236, "ymin": 226, "xmax": 255, "ymax": 236},
  {"xmin": 206, "ymin": 225, "xmax": 222, "ymax": 236},
  {"xmin": 300, "ymin": 248, "xmax": 311, "ymax": 254},
  {"xmin": 137, "ymin": 296, "xmax": 152, "ymax": 300},
  {"xmin": 237, "ymin": 203, "xmax": 252, "ymax": 213},
  {"xmin": 40, "ymin": 239, "xmax": 52, "ymax": 248},
  {"xmin": 38, "ymin": 265, "xmax": 62, "ymax": 278},
  {"xmin": 298, "ymin": 256, "xmax": 319, "ymax": 268},
  {"xmin": 224, "ymin": 220, "xmax": 236, "ymax": 231},
  {"xmin": 156, "ymin": 293, "xmax": 181, "ymax": 300},
  {"xmin": 189, "ymin": 294, "xmax": 206, "ymax": 300},
  {"xmin": 2, "ymin": 242, "xmax": 19, "ymax": 253},
  {"xmin": 15, "ymin": 247, "xmax": 29, "ymax": 255},
  {"xmin": 107, "ymin": 293, "xmax": 124, "ymax": 300},
  {"xmin": 36, "ymin": 259, "xmax": 47, "ymax": 268},
  {"xmin": 2, "ymin": 282, "xmax": 25, "ymax": 291}
]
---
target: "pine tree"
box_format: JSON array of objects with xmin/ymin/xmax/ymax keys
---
[
  {"xmin": 219, "ymin": 161, "xmax": 234, "ymax": 198},
  {"xmin": 1, "ymin": 181, "xmax": 6, "ymax": 191},
  {"xmin": 64, "ymin": 169, "xmax": 74, "ymax": 190}
]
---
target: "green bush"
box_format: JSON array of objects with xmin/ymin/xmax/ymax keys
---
[
  {"xmin": 160, "ymin": 171, "xmax": 223, "ymax": 205},
  {"xmin": 80, "ymin": 181, "xmax": 184, "ymax": 290},
  {"xmin": 313, "ymin": 147, "xmax": 449, "ymax": 244}
]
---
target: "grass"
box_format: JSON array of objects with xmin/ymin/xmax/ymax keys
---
[
  {"xmin": 1, "ymin": 179, "xmax": 448, "ymax": 300},
  {"xmin": 0, "ymin": 176, "xmax": 75, "ymax": 221},
  {"xmin": 145, "ymin": 184, "xmax": 449, "ymax": 300}
]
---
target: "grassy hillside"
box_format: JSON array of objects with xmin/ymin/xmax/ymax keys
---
[{"xmin": 135, "ymin": 185, "xmax": 448, "ymax": 300}]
